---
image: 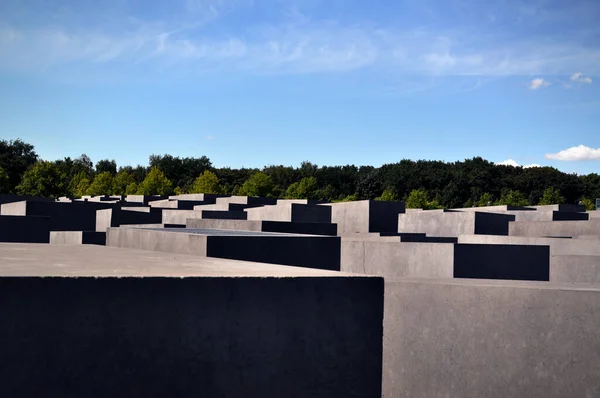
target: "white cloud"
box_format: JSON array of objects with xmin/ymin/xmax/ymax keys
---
[
  {"xmin": 206, "ymin": 135, "xmax": 215, "ymax": 140},
  {"xmin": 545, "ymin": 145, "xmax": 600, "ymax": 161},
  {"xmin": 529, "ymin": 78, "xmax": 550, "ymax": 90},
  {"xmin": 570, "ymin": 72, "xmax": 592, "ymax": 84},
  {"xmin": 496, "ymin": 159, "xmax": 541, "ymax": 168}
]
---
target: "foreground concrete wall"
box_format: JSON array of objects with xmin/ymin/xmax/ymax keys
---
[
  {"xmin": 383, "ymin": 278, "xmax": 600, "ymax": 397},
  {"xmin": 398, "ymin": 211, "xmax": 515, "ymax": 237},
  {"xmin": 0, "ymin": 247, "xmax": 383, "ymax": 397},
  {"xmin": 550, "ymin": 255, "xmax": 600, "ymax": 283},
  {"xmin": 509, "ymin": 219, "xmax": 600, "ymax": 237}
]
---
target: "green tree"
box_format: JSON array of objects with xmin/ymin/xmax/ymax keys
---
[
  {"xmin": 376, "ymin": 187, "xmax": 398, "ymax": 201},
  {"xmin": 285, "ymin": 177, "xmax": 318, "ymax": 199},
  {"xmin": 174, "ymin": 186, "xmax": 184, "ymax": 195},
  {"xmin": 581, "ymin": 198, "xmax": 596, "ymax": 211},
  {"xmin": 497, "ymin": 189, "xmax": 529, "ymax": 206},
  {"xmin": 95, "ymin": 159, "xmax": 117, "ymax": 175},
  {"xmin": 136, "ymin": 167, "xmax": 173, "ymax": 195},
  {"xmin": 15, "ymin": 161, "xmax": 65, "ymax": 198},
  {"xmin": 68, "ymin": 171, "xmax": 91, "ymax": 197},
  {"xmin": 0, "ymin": 166, "xmax": 9, "ymax": 193},
  {"xmin": 86, "ymin": 172, "xmax": 114, "ymax": 196},
  {"xmin": 113, "ymin": 171, "xmax": 136, "ymax": 196},
  {"xmin": 476, "ymin": 192, "xmax": 494, "ymax": 207},
  {"xmin": 0, "ymin": 138, "xmax": 38, "ymax": 192},
  {"xmin": 405, "ymin": 189, "xmax": 442, "ymax": 209},
  {"xmin": 238, "ymin": 172, "xmax": 275, "ymax": 197},
  {"xmin": 191, "ymin": 170, "xmax": 225, "ymax": 194},
  {"xmin": 538, "ymin": 187, "xmax": 565, "ymax": 205},
  {"xmin": 126, "ymin": 182, "xmax": 139, "ymax": 195}
]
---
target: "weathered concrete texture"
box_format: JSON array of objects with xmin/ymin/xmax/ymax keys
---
[
  {"xmin": 186, "ymin": 218, "xmax": 338, "ymax": 236},
  {"xmin": 587, "ymin": 211, "xmax": 600, "ymax": 218},
  {"xmin": 458, "ymin": 235, "xmax": 600, "ymax": 256},
  {"xmin": 398, "ymin": 211, "xmax": 515, "ymax": 237},
  {"xmin": 50, "ymin": 231, "xmax": 106, "ymax": 245},
  {"xmin": 1, "ymin": 200, "xmax": 116, "ymax": 231},
  {"xmin": 579, "ymin": 235, "xmax": 600, "ymax": 240},
  {"xmin": 245, "ymin": 203, "xmax": 332, "ymax": 223},
  {"xmin": 383, "ymin": 278, "xmax": 600, "ymax": 397},
  {"xmin": 509, "ymin": 219, "xmax": 600, "ymax": 238},
  {"xmin": 0, "ymin": 215, "xmax": 50, "ymax": 243},
  {"xmin": 341, "ymin": 239, "xmax": 549, "ymax": 281},
  {"xmin": 96, "ymin": 208, "xmax": 163, "ymax": 232},
  {"xmin": 107, "ymin": 228, "xmax": 341, "ymax": 270},
  {"xmin": 534, "ymin": 204, "xmax": 587, "ymax": 213},
  {"xmin": 324, "ymin": 200, "xmax": 406, "ymax": 234},
  {"xmin": 162, "ymin": 209, "xmax": 199, "ymax": 225},
  {"xmin": 550, "ymin": 255, "xmax": 600, "ymax": 283},
  {"xmin": 0, "ymin": 244, "xmax": 383, "ymax": 398}
]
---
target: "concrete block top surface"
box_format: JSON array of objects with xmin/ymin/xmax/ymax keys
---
[
  {"xmin": 0, "ymin": 243, "xmax": 363, "ymax": 278},
  {"xmin": 387, "ymin": 276, "xmax": 600, "ymax": 291},
  {"xmin": 124, "ymin": 227, "xmax": 325, "ymax": 238}
]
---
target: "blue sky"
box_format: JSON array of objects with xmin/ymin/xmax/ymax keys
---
[{"xmin": 0, "ymin": 0, "xmax": 598, "ymax": 174}]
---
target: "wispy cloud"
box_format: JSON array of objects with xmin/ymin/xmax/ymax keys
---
[
  {"xmin": 0, "ymin": 0, "xmax": 599, "ymax": 77},
  {"xmin": 529, "ymin": 77, "xmax": 550, "ymax": 90},
  {"xmin": 206, "ymin": 135, "xmax": 215, "ymax": 140},
  {"xmin": 545, "ymin": 145, "xmax": 600, "ymax": 161},
  {"xmin": 496, "ymin": 159, "xmax": 541, "ymax": 168}
]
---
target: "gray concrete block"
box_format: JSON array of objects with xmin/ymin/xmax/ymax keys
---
[
  {"xmin": 0, "ymin": 243, "xmax": 383, "ymax": 398},
  {"xmin": 458, "ymin": 235, "xmax": 600, "ymax": 256},
  {"xmin": 50, "ymin": 231, "xmax": 106, "ymax": 245},
  {"xmin": 107, "ymin": 228, "xmax": 341, "ymax": 271},
  {"xmin": 185, "ymin": 218, "xmax": 338, "ymax": 236},
  {"xmin": 509, "ymin": 219, "xmax": 600, "ymax": 237},
  {"xmin": 587, "ymin": 211, "xmax": 600, "ymax": 219},
  {"xmin": 398, "ymin": 211, "xmax": 515, "ymax": 236},
  {"xmin": 162, "ymin": 209, "xmax": 199, "ymax": 225},
  {"xmin": 96, "ymin": 208, "xmax": 163, "ymax": 232},
  {"xmin": 125, "ymin": 195, "xmax": 166, "ymax": 204},
  {"xmin": 201, "ymin": 210, "xmax": 248, "ymax": 220},
  {"xmin": 167, "ymin": 194, "xmax": 225, "ymax": 202},
  {"xmin": 245, "ymin": 203, "xmax": 331, "ymax": 223},
  {"xmin": 382, "ymin": 278, "xmax": 600, "ymax": 397},
  {"xmin": 534, "ymin": 204, "xmax": 587, "ymax": 212},
  {"xmin": 324, "ymin": 200, "xmax": 405, "ymax": 234},
  {"xmin": 550, "ymin": 255, "xmax": 600, "ymax": 283},
  {"xmin": 149, "ymin": 199, "xmax": 214, "ymax": 210},
  {"xmin": 0, "ymin": 215, "xmax": 50, "ymax": 243},
  {"xmin": 216, "ymin": 196, "xmax": 277, "ymax": 206}
]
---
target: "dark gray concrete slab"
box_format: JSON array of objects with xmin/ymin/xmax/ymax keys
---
[
  {"xmin": 0, "ymin": 243, "xmax": 383, "ymax": 398},
  {"xmin": 0, "ymin": 215, "xmax": 50, "ymax": 243},
  {"xmin": 398, "ymin": 211, "xmax": 515, "ymax": 236},
  {"xmin": 96, "ymin": 208, "xmax": 163, "ymax": 232},
  {"xmin": 246, "ymin": 203, "xmax": 332, "ymax": 223},
  {"xmin": 201, "ymin": 210, "xmax": 248, "ymax": 220},
  {"xmin": 383, "ymin": 278, "xmax": 600, "ymax": 397},
  {"xmin": 323, "ymin": 200, "xmax": 405, "ymax": 234},
  {"xmin": 107, "ymin": 227, "xmax": 341, "ymax": 271},
  {"xmin": 50, "ymin": 231, "xmax": 106, "ymax": 245},
  {"xmin": 509, "ymin": 219, "xmax": 600, "ymax": 238}
]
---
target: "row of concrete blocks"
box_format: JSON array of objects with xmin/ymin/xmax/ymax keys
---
[{"xmin": 2, "ymin": 243, "xmax": 599, "ymax": 397}]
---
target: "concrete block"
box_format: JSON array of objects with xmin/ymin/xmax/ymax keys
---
[
  {"xmin": 453, "ymin": 205, "xmax": 535, "ymax": 212},
  {"xmin": 323, "ymin": 200, "xmax": 406, "ymax": 234},
  {"xmin": 550, "ymin": 255, "xmax": 600, "ymax": 283},
  {"xmin": 149, "ymin": 199, "xmax": 213, "ymax": 210},
  {"xmin": 200, "ymin": 210, "xmax": 248, "ymax": 220},
  {"xmin": 587, "ymin": 211, "xmax": 600, "ymax": 219},
  {"xmin": 96, "ymin": 208, "xmax": 163, "ymax": 232},
  {"xmin": 162, "ymin": 209, "xmax": 199, "ymax": 225},
  {"xmin": 0, "ymin": 243, "xmax": 383, "ymax": 398},
  {"xmin": 276, "ymin": 199, "xmax": 326, "ymax": 205},
  {"xmin": 0, "ymin": 215, "xmax": 50, "ymax": 243},
  {"xmin": 341, "ymin": 239, "xmax": 549, "ymax": 281},
  {"xmin": 186, "ymin": 218, "xmax": 338, "ymax": 236},
  {"xmin": 106, "ymin": 228, "xmax": 341, "ymax": 271},
  {"xmin": 245, "ymin": 203, "xmax": 331, "ymax": 223},
  {"xmin": 382, "ymin": 278, "xmax": 600, "ymax": 397},
  {"xmin": 509, "ymin": 219, "xmax": 600, "ymax": 238},
  {"xmin": 0, "ymin": 194, "xmax": 54, "ymax": 209},
  {"xmin": 167, "ymin": 194, "xmax": 225, "ymax": 202},
  {"xmin": 1, "ymin": 201, "xmax": 115, "ymax": 231},
  {"xmin": 216, "ymin": 196, "xmax": 277, "ymax": 206},
  {"xmin": 534, "ymin": 204, "xmax": 586, "ymax": 213},
  {"xmin": 398, "ymin": 211, "xmax": 515, "ymax": 237},
  {"xmin": 125, "ymin": 195, "xmax": 166, "ymax": 205},
  {"xmin": 458, "ymin": 235, "xmax": 600, "ymax": 256},
  {"xmin": 50, "ymin": 231, "xmax": 106, "ymax": 245}
]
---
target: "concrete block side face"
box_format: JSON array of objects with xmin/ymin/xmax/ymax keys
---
[
  {"xmin": 290, "ymin": 204, "xmax": 332, "ymax": 223},
  {"xmin": 162, "ymin": 210, "xmax": 199, "ymax": 225},
  {"xmin": 50, "ymin": 231, "xmax": 84, "ymax": 244},
  {"xmin": 368, "ymin": 200, "xmax": 405, "ymax": 233},
  {"xmin": 550, "ymin": 255, "xmax": 600, "ymax": 283},
  {"xmin": 0, "ymin": 201, "xmax": 28, "ymax": 216},
  {"xmin": 398, "ymin": 212, "xmax": 476, "ymax": 237},
  {"xmin": 261, "ymin": 221, "xmax": 338, "ymax": 236},
  {"xmin": 201, "ymin": 210, "xmax": 248, "ymax": 220},
  {"xmin": 0, "ymin": 215, "xmax": 50, "ymax": 243},
  {"xmin": 453, "ymin": 244, "xmax": 550, "ymax": 281},
  {"xmin": 383, "ymin": 281, "xmax": 600, "ymax": 398},
  {"xmin": 553, "ymin": 211, "xmax": 589, "ymax": 221},
  {"xmin": 95, "ymin": 209, "xmax": 114, "ymax": 232},
  {"xmin": 0, "ymin": 277, "xmax": 383, "ymax": 398},
  {"xmin": 341, "ymin": 241, "xmax": 454, "ymax": 278},
  {"xmin": 327, "ymin": 201, "xmax": 370, "ymax": 234},
  {"xmin": 207, "ymin": 236, "xmax": 341, "ymax": 271},
  {"xmin": 106, "ymin": 228, "xmax": 207, "ymax": 256},
  {"xmin": 509, "ymin": 220, "xmax": 600, "ymax": 238},
  {"xmin": 185, "ymin": 218, "xmax": 262, "ymax": 231},
  {"xmin": 473, "ymin": 212, "xmax": 514, "ymax": 235}
]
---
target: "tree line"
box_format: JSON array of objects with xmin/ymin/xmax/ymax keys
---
[{"xmin": 1, "ymin": 138, "xmax": 598, "ymax": 209}]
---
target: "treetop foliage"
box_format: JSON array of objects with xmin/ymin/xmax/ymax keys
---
[{"xmin": 2, "ymin": 139, "xmax": 599, "ymax": 208}]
